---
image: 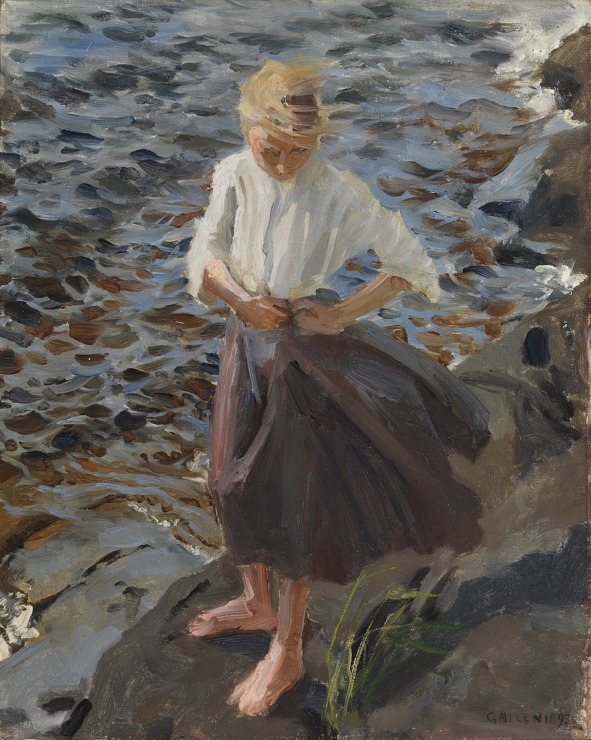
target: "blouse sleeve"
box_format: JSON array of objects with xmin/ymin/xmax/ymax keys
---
[
  {"xmin": 338, "ymin": 171, "xmax": 441, "ymax": 302},
  {"xmin": 185, "ymin": 157, "xmax": 237, "ymax": 307}
]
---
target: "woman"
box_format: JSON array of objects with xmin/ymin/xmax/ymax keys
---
[{"xmin": 185, "ymin": 60, "xmax": 489, "ymax": 716}]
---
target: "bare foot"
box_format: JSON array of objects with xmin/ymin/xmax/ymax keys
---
[
  {"xmin": 188, "ymin": 595, "xmax": 278, "ymax": 638},
  {"xmin": 228, "ymin": 639, "xmax": 305, "ymax": 715}
]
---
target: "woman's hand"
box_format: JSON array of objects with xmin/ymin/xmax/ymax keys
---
[
  {"xmin": 235, "ymin": 296, "xmax": 291, "ymax": 330},
  {"xmin": 292, "ymin": 298, "xmax": 347, "ymax": 335}
]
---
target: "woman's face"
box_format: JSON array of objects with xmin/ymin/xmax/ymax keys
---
[{"xmin": 248, "ymin": 125, "xmax": 319, "ymax": 181}]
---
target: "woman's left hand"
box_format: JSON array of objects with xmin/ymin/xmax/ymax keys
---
[{"xmin": 292, "ymin": 299, "xmax": 348, "ymax": 335}]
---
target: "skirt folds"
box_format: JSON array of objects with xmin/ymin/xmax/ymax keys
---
[{"xmin": 209, "ymin": 313, "xmax": 490, "ymax": 584}]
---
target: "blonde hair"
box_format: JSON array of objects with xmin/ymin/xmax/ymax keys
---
[{"xmin": 238, "ymin": 59, "xmax": 333, "ymax": 144}]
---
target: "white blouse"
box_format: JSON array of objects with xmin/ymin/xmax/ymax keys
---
[{"xmin": 186, "ymin": 148, "xmax": 440, "ymax": 307}]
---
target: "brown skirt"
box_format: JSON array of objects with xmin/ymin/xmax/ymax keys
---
[{"xmin": 209, "ymin": 314, "xmax": 489, "ymax": 584}]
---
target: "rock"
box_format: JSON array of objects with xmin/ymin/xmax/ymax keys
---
[
  {"xmin": 0, "ymin": 349, "xmax": 23, "ymax": 375},
  {"xmin": 74, "ymin": 354, "xmax": 106, "ymax": 366},
  {"xmin": 82, "ymin": 404, "xmax": 111, "ymax": 419},
  {"xmin": 65, "ymin": 275, "xmax": 89, "ymax": 294},
  {"xmin": 4, "ymin": 301, "xmax": 43, "ymax": 326},
  {"xmin": 5, "ymin": 388, "xmax": 42, "ymax": 404},
  {"xmin": 16, "ymin": 161, "xmax": 53, "ymax": 183},
  {"xmin": 51, "ymin": 430, "xmax": 81, "ymax": 451},
  {"xmin": 21, "ymin": 276, "xmax": 73, "ymax": 303},
  {"xmin": 45, "ymin": 339, "xmax": 76, "ymax": 355},
  {"xmin": 538, "ymin": 24, "xmax": 591, "ymax": 122},
  {"xmin": 181, "ymin": 377, "xmax": 215, "ymax": 401},
  {"xmin": 5, "ymin": 411, "xmax": 47, "ymax": 434},
  {"xmin": 69, "ymin": 321, "xmax": 100, "ymax": 345},
  {"xmin": 0, "ymin": 459, "xmax": 21, "ymax": 484},
  {"xmin": 114, "ymin": 410, "xmax": 146, "ymax": 430}
]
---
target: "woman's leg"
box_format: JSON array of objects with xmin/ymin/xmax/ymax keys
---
[
  {"xmin": 229, "ymin": 575, "xmax": 308, "ymax": 715},
  {"xmin": 188, "ymin": 562, "xmax": 278, "ymax": 638}
]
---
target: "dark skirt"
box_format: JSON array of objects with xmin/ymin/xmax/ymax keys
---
[{"xmin": 209, "ymin": 313, "xmax": 490, "ymax": 584}]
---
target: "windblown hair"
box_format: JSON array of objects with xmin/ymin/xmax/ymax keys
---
[{"xmin": 238, "ymin": 59, "xmax": 333, "ymax": 143}]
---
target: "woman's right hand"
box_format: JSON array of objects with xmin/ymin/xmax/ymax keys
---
[{"xmin": 235, "ymin": 296, "xmax": 291, "ymax": 330}]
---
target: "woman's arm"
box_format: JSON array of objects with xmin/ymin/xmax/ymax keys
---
[
  {"xmin": 202, "ymin": 259, "xmax": 290, "ymax": 330},
  {"xmin": 293, "ymin": 274, "xmax": 412, "ymax": 335}
]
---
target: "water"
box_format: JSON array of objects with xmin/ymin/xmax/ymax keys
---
[{"xmin": 0, "ymin": 0, "xmax": 588, "ymax": 622}]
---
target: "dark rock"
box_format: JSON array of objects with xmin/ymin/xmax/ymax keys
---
[
  {"xmin": 57, "ymin": 130, "xmax": 104, "ymax": 145},
  {"xmin": 16, "ymin": 161, "xmax": 53, "ymax": 183},
  {"xmin": 102, "ymin": 26, "xmax": 146, "ymax": 43},
  {"xmin": 0, "ymin": 459, "xmax": 21, "ymax": 483},
  {"xmin": 522, "ymin": 327, "xmax": 550, "ymax": 367},
  {"xmin": 479, "ymin": 199, "xmax": 526, "ymax": 225},
  {"xmin": 5, "ymin": 411, "xmax": 46, "ymax": 434},
  {"xmin": 471, "ymin": 50, "xmax": 512, "ymax": 66},
  {"xmin": 5, "ymin": 388, "xmax": 42, "ymax": 404},
  {"xmin": 21, "ymin": 276, "xmax": 73, "ymax": 303},
  {"xmin": 39, "ymin": 696, "xmax": 76, "ymax": 715},
  {"xmin": 83, "ymin": 404, "xmax": 111, "ymax": 419},
  {"xmin": 57, "ymin": 699, "xmax": 93, "ymax": 738},
  {"xmin": 65, "ymin": 275, "xmax": 89, "ymax": 294},
  {"xmin": 114, "ymin": 410, "xmax": 146, "ymax": 430},
  {"xmin": 51, "ymin": 430, "xmax": 80, "ymax": 451},
  {"xmin": 80, "ymin": 207, "xmax": 114, "ymax": 221},
  {"xmin": 4, "ymin": 300, "xmax": 43, "ymax": 326},
  {"xmin": 91, "ymin": 69, "xmax": 139, "ymax": 91},
  {"xmin": 0, "ymin": 349, "xmax": 23, "ymax": 374},
  {"xmin": 74, "ymin": 256, "xmax": 99, "ymax": 276},
  {"xmin": 74, "ymin": 183, "xmax": 100, "ymax": 198},
  {"xmin": 0, "ymin": 152, "xmax": 22, "ymax": 167},
  {"xmin": 494, "ymin": 241, "xmax": 555, "ymax": 269},
  {"xmin": 122, "ymin": 368, "xmax": 149, "ymax": 381},
  {"xmin": 335, "ymin": 88, "xmax": 367, "ymax": 103},
  {"xmin": 74, "ymin": 353, "xmax": 105, "ymax": 366}
]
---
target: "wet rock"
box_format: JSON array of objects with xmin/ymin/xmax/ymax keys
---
[
  {"xmin": 82, "ymin": 405, "xmax": 111, "ymax": 419},
  {"xmin": 91, "ymin": 69, "xmax": 139, "ymax": 91},
  {"xmin": 39, "ymin": 697, "xmax": 76, "ymax": 715},
  {"xmin": 65, "ymin": 275, "xmax": 89, "ymax": 294},
  {"xmin": 80, "ymin": 207, "xmax": 115, "ymax": 222},
  {"xmin": 114, "ymin": 410, "xmax": 146, "ymax": 430},
  {"xmin": 0, "ymin": 161, "xmax": 16, "ymax": 188},
  {"xmin": 479, "ymin": 199, "xmax": 525, "ymax": 226},
  {"xmin": 5, "ymin": 411, "xmax": 47, "ymax": 434},
  {"xmin": 181, "ymin": 377, "xmax": 215, "ymax": 401},
  {"xmin": 0, "ymin": 152, "xmax": 22, "ymax": 168},
  {"xmin": 45, "ymin": 339, "xmax": 76, "ymax": 355},
  {"xmin": 80, "ymin": 306, "xmax": 106, "ymax": 321},
  {"xmin": 0, "ymin": 349, "xmax": 23, "ymax": 375},
  {"xmin": 103, "ymin": 26, "xmax": 146, "ymax": 43},
  {"xmin": 335, "ymin": 88, "xmax": 367, "ymax": 103},
  {"xmin": 5, "ymin": 388, "xmax": 42, "ymax": 404},
  {"xmin": 74, "ymin": 353, "xmax": 106, "ymax": 366},
  {"xmin": 0, "ymin": 459, "xmax": 21, "ymax": 484},
  {"xmin": 21, "ymin": 276, "xmax": 73, "ymax": 303},
  {"xmin": 122, "ymin": 368, "xmax": 149, "ymax": 382},
  {"xmin": 494, "ymin": 240, "xmax": 555, "ymax": 269},
  {"xmin": 20, "ymin": 94, "xmax": 55, "ymax": 119},
  {"xmin": 57, "ymin": 130, "xmax": 104, "ymax": 146},
  {"xmin": 4, "ymin": 300, "xmax": 43, "ymax": 326},
  {"xmin": 51, "ymin": 430, "xmax": 81, "ymax": 451},
  {"xmin": 69, "ymin": 321, "xmax": 101, "ymax": 345}
]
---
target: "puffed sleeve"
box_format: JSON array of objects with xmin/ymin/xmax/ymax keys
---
[
  {"xmin": 338, "ymin": 171, "xmax": 441, "ymax": 302},
  {"xmin": 185, "ymin": 157, "xmax": 237, "ymax": 307}
]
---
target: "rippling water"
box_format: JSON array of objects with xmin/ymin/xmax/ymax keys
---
[{"xmin": 0, "ymin": 0, "xmax": 588, "ymax": 586}]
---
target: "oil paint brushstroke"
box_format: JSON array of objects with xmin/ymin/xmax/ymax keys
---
[{"xmin": 0, "ymin": 0, "xmax": 589, "ymax": 738}]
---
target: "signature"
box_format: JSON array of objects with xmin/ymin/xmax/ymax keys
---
[{"xmin": 486, "ymin": 711, "xmax": 572, "ymax": 727}]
